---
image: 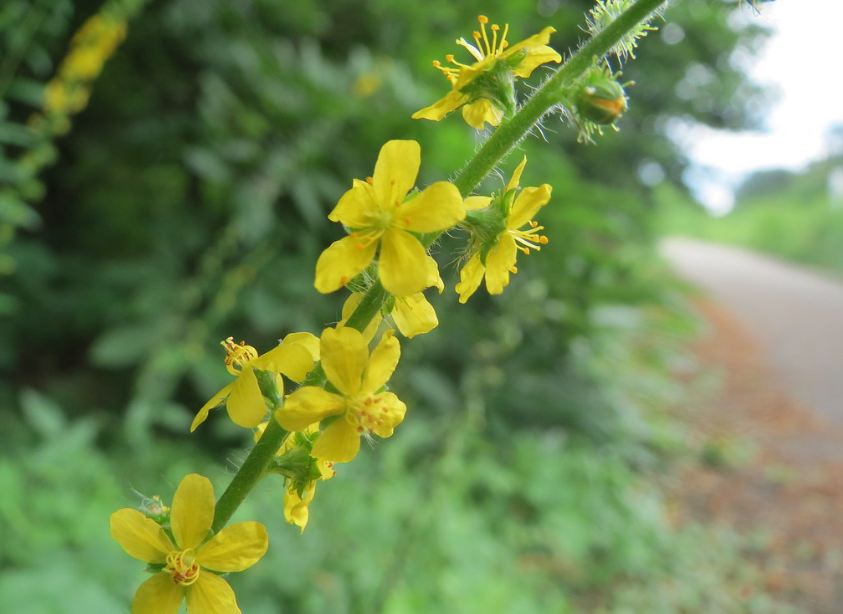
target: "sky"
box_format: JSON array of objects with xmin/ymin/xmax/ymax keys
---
[{"xmin": 674, "ymin": 1, "xmax": 843, "ymax": 214}]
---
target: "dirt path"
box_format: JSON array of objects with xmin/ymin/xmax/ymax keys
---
[
  {"xmin": 661, "ymin": 239, "xmax": 843, "ymax": 611},
  {"xmin": 662, "ymin": 237, "xmax": 843, "ymax": 425}
]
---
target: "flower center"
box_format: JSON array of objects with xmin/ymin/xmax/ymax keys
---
[
  {"xmin": 165, "ymin": 549, "xmax": 200, "ymax": 586},
  {"xmin": 434, "ymin": 15, "xmax": 510, "ymax": 82},
  {"xmin": 509, "ymin": 220, "xmax": 549, "ymax": 255},
  {"xmin": 221, "ymin": 337, "xmax": 258, "ymax": 376},
  {"xmin": 346, "ymin": 394, "xmax": 388, "ymax": 434}
]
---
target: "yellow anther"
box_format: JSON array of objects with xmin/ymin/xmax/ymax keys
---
[
  {"xmin": 478, "ymin": 15, "xmax": 489, "ymax": 24},
  {"xmin": 165, "ymin": 550, "xmax": 200, "ymax": 586},
  {"xmin": 221, "ymin": 337, "xmax": 258, "ymax": 376}
]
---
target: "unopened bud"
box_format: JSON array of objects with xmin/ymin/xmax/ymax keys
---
[{"xmin": 575, "ymin": 77, "xmax": 627, "ymax": 125}]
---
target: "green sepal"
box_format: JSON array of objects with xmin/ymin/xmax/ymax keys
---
[{"xmin": 459, "ymin": 60, "xmax": 517, "ymax": 119}]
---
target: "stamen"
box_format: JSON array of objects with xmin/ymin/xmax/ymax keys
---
[
  {"xmin": 478, "ymin": 16, "xmax": 491, "ymax": 55},
  {"xmin": 458, "ymin": 34, "xmax": 485, "ymax": 63},
  {"xmin": 221, "ymin": 337, "xmax": 258, "ymax": 376},
  {"xmin": 165, "ymin": 550, "xmax": 200, "ymax": 586},
  {"xmin": 491, "ymin": 24, "xmax": 499, "ymax": 55},
  {"xmin": 510, "ymin": 222, "xmax": 549, "ymax": 254},
  {"xmin": 500, "ymin": 23, "xmax": 510, "ymax": 50},
  {"xmin": 350, "ymin": 228, "xmax": 383, "ymax": 249}
]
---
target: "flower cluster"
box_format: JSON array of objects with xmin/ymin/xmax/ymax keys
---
[
  {"xmin": 111, "ymin": 12, "xmax": 570, "ymax": 611},
  {"xmin": 41, "ymin": 14, "xmax": 128, "ymax": 133}
]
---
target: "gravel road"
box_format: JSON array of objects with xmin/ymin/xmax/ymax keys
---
[{"xmin": 662, "ymin": 237, "xmax": 843, "ymax": 425}]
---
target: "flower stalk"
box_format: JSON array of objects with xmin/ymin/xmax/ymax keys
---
[
  {"xmin": 452, "ymin": 0, "xmax": 666, "ymax": 197},
  {"xmin": 207, "ymin": 0, "xmax": 668, "ymax": 537}
]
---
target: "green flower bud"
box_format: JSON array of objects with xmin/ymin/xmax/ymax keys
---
[{"xmin": 575, "ymin": 74, "xmax": 627, "ymax": 125}]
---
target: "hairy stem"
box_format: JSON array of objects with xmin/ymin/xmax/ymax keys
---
[
  {"xmin": 210, "ymin": 0, "xmax": 666, "ymax": 532},
  {"xmin": 453, "ymin": 0, "xmax": 666, "ymax": 197}
]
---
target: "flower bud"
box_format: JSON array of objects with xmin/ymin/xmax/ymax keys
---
[{"xmin": 574, "ymin": 74, "xmax": 627, "ymax": 125}]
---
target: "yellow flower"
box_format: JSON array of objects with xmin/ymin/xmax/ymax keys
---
[
  {"xmin": 315, "ymin": 140, "xmax": 464, "ymax": 297},
  {"xmin": 281, "ymin": 446, "xmax": 335, "ymax": 533},
  {"xmin": 412, "ymin": 15, "xmax": 561, "ymax": 129},
  {"xmin": 276, "ymin": 327, "xmax": 406, "ymax": 463},
  {"xmin": 110, "ymin": 473, "xmax": 268, "ymax": 614},
  {"xmin": 254, "ymin": 423, "xmax": 336, "ymax": 533},
  {"xmin": 191, "ymin": 332, "xmax": 318, "ymax": 431},
  {"xmin": 456, "ymin": 157, "xmax": 552, "ymax": 302},
  {"xmin": 339, "ymin": 255, "xmax": 443, "ymax": 340}
]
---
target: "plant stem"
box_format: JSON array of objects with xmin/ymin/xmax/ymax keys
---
[
  {"xmin": 453, "ymin": 0, "xmax": 666, "ymax": 197},
  {"xmin": 212, "ymin": 413, "xmax": 286, "ymax": 532},
  {"xmin": 211, "ymin": 285, "xmax": 386, "ymax": 531},
  {"xmin": 209, "ymin": 0, "xmax": 666, "ymax": 532}
]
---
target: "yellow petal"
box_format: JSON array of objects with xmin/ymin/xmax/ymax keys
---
[
  {"xmin": 501, "ymin": 26, "xmax": 557, "ymax": 57},
  {"xmin": 454, "ymin": 63, "xmax": 488, "ymax": 89},
  {"xmin": 132, "ymin": 573, "xmax": 183, "ymax": 614},
  {"xmin": 341, "ymin": 293, "xmax": 382, "ymax": 342},
  {"xmin": 394, "ymin": 181, "xmax": 464, "ymax": 233},
  {"xmin": 461, "ymin": 99, "xmax": 504, "ymax": 130},
  {"xmin": 369, "ymin": 391, "xmax": 407, "ymax": 438},
  {"xmin": 505, "ymin": 156, "xmax": 528, "ymax": 193},
  {"xmin": 226, "ymin": 367, "xmax": 268, "ymax": 428},
  {"xmin": 191, "ymin": 383, "xmax": 232, "ymax": 432},
  {"xmin": 312, "ymin": 418, "xmax": 361, "ymax": 463},
  {"xmin": 250, "ymin": 341, "xmax": 315, "ymax": 383},
  {"xmin": 455, "ymin": 253, "xmax": 485, "ymax": 304},
  {"xmin": 281, "ymin": 331, "xmax": 320, "ymax": 361},
  {"xmin": 196, "ymin": 521, "xmax": 268, "ymax": 572},
  {"xmin": 512, "ymin": 45, "xmax": 562, "ymax": 78},
  {"xmin": 328, "ymin": 182, "xmax": 377, "ymax": 227},
  {"xmin": 392, "ymin": 293, "xmax": 438, "ymax": 338},
  {"xmin": 171, "ymin": 473, "xmax": 215, "ymax": 550},
  {"xmin": 284, "ymin": 482, "xmax": 316, "ymax": 533},
  {"xmin": 275, "ymin": 386, "xmax": 346, "ymax": 431},
  {"xmin": 372, "ymin": 140, "xmax": 419, "ymax": 209},
  {"xmin": 110, "ymin": 509, "xmax": 174, "ymax": 564},
  {"xmin": 425, "ymin": 255, "xmax": 445, "ymax": 293},
  {"xmin": 464, "ymin": 195, "xmax": 493, "ymax": 211},
  {"xmin": 314, "ymin": 235, "xmax": 377, "ymax": 294},
  {"xmin": 362, "ymin": 329, "xmax": 400, "ymax": 393},
  {"xmin": 186, "ymin": 573, "xmax": 240, "ymax": 614},
  {"xmin": 484, "ymin": 235, "xmax": 518, "ymax": 295},
  {"xmin": 320, "ymin": 326, "xmax": 367, "ymax": 396},
  {"xmin": 411, "ymin": 90, "xmax": 470, "ymax": 121},
  {"xmin": 378, "ymin": 228, "xmax": 429, "ymax": 297},
  {"xmin": 508, "ymin": 184, "xmax": 552, "ymax": 230}
]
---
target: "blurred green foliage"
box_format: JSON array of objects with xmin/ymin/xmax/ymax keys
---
[{"xmin": 0, "ymin": 0, "xmax": 781, "ymax": 611}]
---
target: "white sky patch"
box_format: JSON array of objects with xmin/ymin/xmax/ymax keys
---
[{"xmin": 673, "ymin": 1, "xmax": 843, "ymax": 213}]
